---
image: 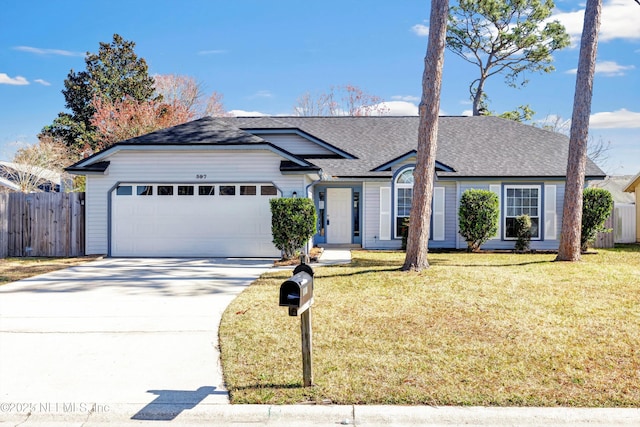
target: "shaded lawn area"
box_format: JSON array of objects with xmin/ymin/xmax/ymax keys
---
[
  {"xmin": 0, "ymin": 257, "xmax": 100, "ymax": 286},
  {"xmin": 220, "ymin": 245, "xmax": 640, "ymax": 406}
]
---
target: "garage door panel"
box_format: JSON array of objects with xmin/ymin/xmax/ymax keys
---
[{"xmin": 112, "ymin": 184, "xmax": 279, "ymax": 257}]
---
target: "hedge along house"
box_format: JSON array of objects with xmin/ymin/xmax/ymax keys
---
[{"xmin": 67, "ymin": 116, "xmax": 606, "ymax": 257}]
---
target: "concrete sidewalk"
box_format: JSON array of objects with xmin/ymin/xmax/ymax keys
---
[{"xmin": 1, "ymin": 403, "xmax": 638, "ymax": 426}]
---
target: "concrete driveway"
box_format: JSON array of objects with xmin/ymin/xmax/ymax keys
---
[{"xmin": 0, "ymin": 257, "xmax": 274, "ymax": 422}]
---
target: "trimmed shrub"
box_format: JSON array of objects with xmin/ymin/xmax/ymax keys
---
[
  {"xmin": 270, "ymin": 197, "xmax": 317, "ymax": 259},
  {"xmin": 514, "ymin": 214, "xmax": 532, "ymax": 252},
  {"xmin": 581, "ymin": 188, "xmax": 613, "ymax": 252},
  {"xmin": 458, "ymin": 189, "xmax": 500, "ymax": 252}
]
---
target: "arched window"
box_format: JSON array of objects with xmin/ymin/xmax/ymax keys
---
[{"xmin": 394, "ymin": 167, "xmax": 414, "ymax": 237}]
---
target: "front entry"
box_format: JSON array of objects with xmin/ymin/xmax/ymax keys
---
[{"xmin": 326, "ymin": 188, "xmax": 352, "ymax": 244}]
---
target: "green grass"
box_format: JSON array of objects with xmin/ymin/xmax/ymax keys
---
[{"xmin": 220, "ymin": 245, "xmax": 640, "ymax": 406}]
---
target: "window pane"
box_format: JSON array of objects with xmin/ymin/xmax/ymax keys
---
[
  {"xmin": 158, "ymin": 185, "xmax": 173, "ymax": 196},
  {"xmin": 220, "ymin": 185, "xmax": 235, "ymax": 195},
  {"xmin": 396, "ymin": 217, "xmax": 410, "ymax": 238},
  {"xmin": 261, "ymin": 185, "xmax": 277, "ymax": 196},
  {"xmin": 397, "ymin": 188, "xmax": 413, "ymax": 216},
  {"xmin": 505, "ymin": 186, "xmax": 540, "ymax": 239},
  {"xmin": 240, "ymin": 185, "xmax": 256, "ymax": 195},
  {"xmin": 178, "ymin": 185, "xmax": 194, "ymax": 195},
  {"xmin": 530, "ymin": 218, "xmax": 540, "ymax": 238},
  {"xmin": 117, "ymin": 185, "xmax": 132, "ymax": 196},
  {"xmin": 199, "ymin": 185, "xmax": 215, "ymax": 196},
  {"xmin": 505, "ymin": 217, "xmax": 517, "ymax": 238},
  {"xmin": 396, "ymin": 169, "xmax": 414, "ymax": 184},
  {"xmin": 137, "ymin": 185, "xmax": 153, "ymax": 196}
]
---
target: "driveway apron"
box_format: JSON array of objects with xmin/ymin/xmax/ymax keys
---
[{"xmin": 0, "ymin": 257, "xmax": 273, "ymax": 420}]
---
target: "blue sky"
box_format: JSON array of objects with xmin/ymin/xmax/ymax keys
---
[{"xmin": 1, "ymin": 0, "xmax": 638, "ymax": 174}]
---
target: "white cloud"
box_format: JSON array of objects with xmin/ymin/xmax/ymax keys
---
[
  {"xmin": 198, "ymin": 49, "xmax": 228, "ymax": 55},
  {"xmin": 372, "ymin": 101, "xmax": 419, "ymax": 116},
  {"xmin": 391, "ymin": 95, "xmax": 420, "ymax": 102},
  {"xmin": 411, "ymin": 24, "xmax": 429, "ymax": 37},
  {"xmin": 250, "ymin": 90, "xmax": 273, "ymax": 99},
  {"xmin": 566, "ymin": 60, "xmax": 636, "ymax": 76},
  {"xmin": 228, "ymin": 109, "xmax": 269, "ymax": 117},
  {"xmin": 461, "ymin": 109, "xmax": 473, "ymax": 116},
  {"xmin": 13, "ymin": 46, "xmax": 84, "ymax": 56},
  {"xmin": 590, "ymin": 109, "xmax": 640, "ymax": 129},
  {"xmin": 0, "ymin": 73, "xmax": 28, "ymax": 85},
  {"xmin": 34, "ymin": 79, "xmax": 51, "ymax": 86},
  {"xmin": 552, "ymin": 0, "xmax": 640, "ymax": 43}
]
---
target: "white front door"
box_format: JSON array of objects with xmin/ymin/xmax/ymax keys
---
[{"xmin": 326, "ymin": 188, "xmax": 352, "ymax": 244}]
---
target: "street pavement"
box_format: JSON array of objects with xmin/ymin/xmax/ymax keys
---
[{"xmin": 1, "ymin": 250, "xmax": 638, "ymax": 426}]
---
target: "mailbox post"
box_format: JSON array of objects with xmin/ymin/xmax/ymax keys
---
[{"xmin": 279, "ymin": 262, "xmax": 314, "ymax": 387}]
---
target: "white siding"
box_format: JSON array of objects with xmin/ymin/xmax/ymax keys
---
[
  {"xmin": 84, "ymin": 149, "xmax": 304, "ymax": 255},
  {"xmin": 84, "ymin": 175, "xmax": 110, "ymax": 255},
  {"xmin": 263, "ymin": 134, "xmax": 336, "ymax": 156}
]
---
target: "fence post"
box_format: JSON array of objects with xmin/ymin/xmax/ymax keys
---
[{"xmin": 0, "ymin": 194, "xmax": 7, "ymax": 258}]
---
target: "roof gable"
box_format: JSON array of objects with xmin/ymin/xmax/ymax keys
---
[
  {"xmin": 246, "ymin": 128, "xmax": 356, "ymax": 159},
  {"xmin": 65, "ymin": 117, "xmax": 314, "ymax": 174},
  {"xmin": 372, "ymin": 150, "xmax": 455, "ymax": 172}
]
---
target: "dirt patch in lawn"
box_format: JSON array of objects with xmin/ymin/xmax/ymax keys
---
[{"xmin": 0, "ymin": 256, "xmax": 101, "ymax": 286}]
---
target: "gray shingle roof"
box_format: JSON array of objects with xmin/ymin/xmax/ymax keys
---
[
  {"xmin": 220, "ymin": 116, "xmax": 605, "ymax": 179},
  {"xmin": 117, "ymin": 116, "xmax": 267, "ymax": 145}
]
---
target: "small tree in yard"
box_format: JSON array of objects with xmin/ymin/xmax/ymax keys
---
[
  {"xmin": 581, "ymin": 187, "xmax": 613, "ymax": 252},
  {"xmin": 270, "ymin": 198, "xmax": 317, "ymax": 260},
  {"xmin": 458, "ymin": 189, "xmax": 499, "ymax": 252},
  {"xmin": 514, "ymin": 214, "xmax": 532, "ymax": 252}
]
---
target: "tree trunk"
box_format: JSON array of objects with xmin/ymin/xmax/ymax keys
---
[
  {"xmin": 556, "ymin": 0, "xmax": 602, "ymax": 262},
  {"xmin": 402, "ymin": 0, "xmax": 449, "ymax": 272},
  {"xmin": 472, "ymin": 76, "xmax": 487, "ymax": 116}
]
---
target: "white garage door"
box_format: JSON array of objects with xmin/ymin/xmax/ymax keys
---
[{"xmin": 111, "ymin": 183, "xmax": 280, "ymax": 257}]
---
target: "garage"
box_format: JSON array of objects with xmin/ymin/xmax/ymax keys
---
[{"xmin": 111, "ymin": 182, "xmax": 280, "ymax": 257}]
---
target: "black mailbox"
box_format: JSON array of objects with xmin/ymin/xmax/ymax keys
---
[{"xmin": 279, "ymin": 263, "xmax": 314, "ymax": 316}]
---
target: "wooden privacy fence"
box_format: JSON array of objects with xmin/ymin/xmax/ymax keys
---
[
  {"xmin": 593, "ymin": 204, "xmax": 636, "ymax": 248},
  {"xmin": 0, "ymin": 192, "xmax": 85, "ymax": 257}
]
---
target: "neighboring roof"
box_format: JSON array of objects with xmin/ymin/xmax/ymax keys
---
[
  {"xmin": 221, "ymin": 116, "xmax": 606, "ymax": 179},
  {"xmin": 0, "ymin": 161, "xmax": 62, "ymax": 184},
  {"xmin": 624, "ymin": 172, "xmax": 640, "ymax": 193},
  {"xmin": 590, "ymin": 176, "xmax": 636, "ymax": 204},
  {"xmin": 0, "ymin": 175, "xmax": 20, "ymax": 191}
]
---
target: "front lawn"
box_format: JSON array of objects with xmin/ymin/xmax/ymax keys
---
[
  {"xmin": 0, "ymin": 257, "xmax": 100, "ymax": 286},
  {"xmin": 220, "ymin": 245, "xmax": 640, "ymax": 406}
]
